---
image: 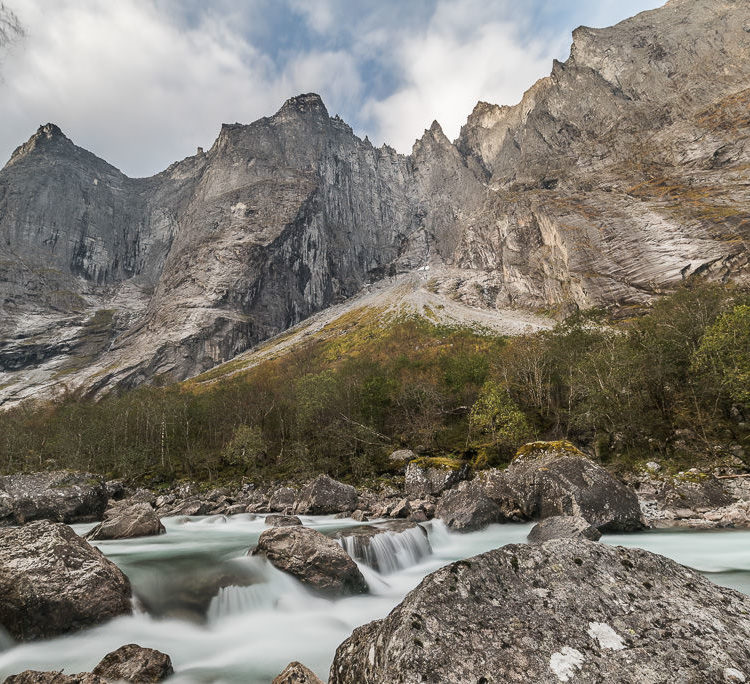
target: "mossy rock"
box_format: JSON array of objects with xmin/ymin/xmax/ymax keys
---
[
  {"xmin": 514, "ymin": 441, "xmax": 584, "ymax": 461},
  {"xmin": 410, "ymin": 456, "xmax": 465, "ymax": 472}
]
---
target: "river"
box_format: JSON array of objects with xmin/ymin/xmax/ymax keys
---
[{"xmin": 1, "ymin": 514, "xmax": 749, "ymax": 683}]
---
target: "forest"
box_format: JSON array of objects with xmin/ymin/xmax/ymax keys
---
[{"xmin": 1, "ymin": 280, "xmax": 748, "ymax": 485}]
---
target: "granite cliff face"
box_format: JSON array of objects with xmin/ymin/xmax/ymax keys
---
[{"xmin": 1, "ymin": 0, "xmax": 748, "ymax": 405}]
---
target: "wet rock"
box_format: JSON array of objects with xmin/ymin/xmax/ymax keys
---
[
  {"xmin": 92, "ymin": 643, "xmax": 174, "ymax": 682},
  {"xmin": 272, "ymin": 661, "xmax": 325, "ymax": 684},
  {"xmin": 265, "ymin": 514, "xmax": 302, "ymax": 527},
  {"xmin": 528, "ymin": 515, "xmax": 602, "ymax": 543},
  {"xmin": 389, "ymin": 498, "xmax": 410, "ymax": 519},
  {"xmin": 0, "ymin": 521, "xmax": 132, "ymax": 640},
  {"xmin": 330, "ymin": 539, "xmax": 750, "ymax": 683},
  {"xmin": 334, "ymin": 521, "xmax": 430, "ymax": 574},
  {"xmin": 704, "ymin": 500, "xmax": 750, "ymax": 528},
  {"xmin": 351, "ymin": 509, "xmax": 368, "ymax": 522},
  {"xmin": 436, "ymin": 482, "xmax": 504, "ymax": 532},
  {"xmin": 105, "ymin": 480, "xmax": 126, "ymax": 500},
  {"xmin": 86, "ymin": 503, "xmax": 166, "ymax": 540},
  {"xmin": 294, "ymin": 475, "xmax": 358, "ymax": 515},
  {"xmin": 269, "ymin": 487, "xmax": 298, "ymax": 513},
  {"xmin": 166, "ymin": 498, "xmax": 209, "ymax": 517},
  {"xmin": 3, "ymin": 672, "xmax": 105, "ymax": 683},
  {"xmin": 224, "ymin": 503, "xmax": 248, "ymax": 516},
  {"xmin": 405, "ymin": 458, "xmax": 467, "ymax": 497},
  {"xmin": 0, "ymin": 471, "xmax": 108, "ymax": 526},
  {"xmin": 252, "ymin": 526, "xmax": 367, "ymax": 597},
  {"xmin": 503, "ymin": 441, "xmax": 643, "ymax": 531}
]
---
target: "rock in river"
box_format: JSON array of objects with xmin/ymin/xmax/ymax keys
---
[
  {"xmin": 265, "ymin": 514, "xmax": 303, "ymax": 527},
  {"xmin": 272, "ymin": 661, "xmax": 325, "ymax": 684},
  {"xmin": 504, "ymin": 441, "xmax": 643, "ymax": 531},
  {"xmin": 92, "ymin": 643, "xmax": 174, "ymax": 681},
  {"xmin": 436, "ymin": 481, "xmax": 504, "ymax": 532},
  {"xmin": 330, "ymin": 539, "xmax": 750, "ymax": 683},
  {"xmin": 252, "ymin": 526, "xmax": 368, "ymax": 597},
  {"xmin": 86, "ymin": 503, "xmax": 166, "ymax": 540},
  {"xmin": 294, "ymin": 475, "xmax": 358, "ymax": 515},
  {"xmin": 527, "ymin": 515, "xmax": 602, "ymax": 543},
  {"xmin": 0, "ymin": 521, "xmax": 132, "ymax": 640},
  {"xmin": 0, "ymin": 471, "xmax": 108, "ymax": 526}
]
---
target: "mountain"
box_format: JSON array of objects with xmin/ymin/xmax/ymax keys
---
[{"xmin": 0, "ymin": 0, "xmax": 748, "ymax": 407}]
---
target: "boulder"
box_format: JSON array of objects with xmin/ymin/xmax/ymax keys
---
[
  {"xmin": 272, "ymin": 661, "xmax": 325, "ymax": 684},
  {"xmin": 404, "ymin": 458, "xmax": 467, "ymax": 497},
  {"xmin": 503, "ymin": 441, "xmax": 643, "ymax": 531},
  {"xmin": 269, "ymin": 487, "xmax": 298, "ymax": 513},
  {"xmin": 334, "ymin": 521, "xmax": 431, "ymax": 573},
  {"xmin": 3, "ymin": 673, "xmax": 104, "ymax": 683},
  {"xmin": 265, "ymin": 514, "xmax": 302, "ymax": 527},
  {"xmin": 165, "ymin": 498, "xmax": 209, "ymax": 517},
  {"xmin": 388, "ymin": 449, "xmax": 415, "ymax": 463},
  {"xmin": 0, "ymin": 521, "xmax": 132, "ymax": 640},
  {"xmin": 252, "ymin": 526, "xmax": 367, "ymax": 597},
  {"xmin": 92, "ymin": 644, "xmax": 174, "ymax": 681},
  {"xmin": 0, "ymin": 471, "xmax": 108, "ymax": 526},
  {"xmin": 330, "ymin": 539, "xmax": 750, "ymax": 683},
  {"xmin": 435, "ymin": 482, "xmax": 504, "ymax": 532},
  {"xmin": 86, "ymin": 503, "xmax": 166, "ymax": 540},
  {"xmin": 528, "ymin": 515, "xmax": 602, "ymax": 543},
  {"xmin": 295, "ymin": 475, "xmax": 358, "ymax": 515}
]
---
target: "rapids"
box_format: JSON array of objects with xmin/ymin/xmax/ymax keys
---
[{"xmin": 1, "ymin": 514, "xmax": 749, "ymax": 683}]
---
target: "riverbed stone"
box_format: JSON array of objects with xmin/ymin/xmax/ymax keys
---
[
  {"xmin": 294, "ymin": 475, "xmax": 358, "ymax": 515},
  {"xmin": 0, "ymin": 471, "xmax": 108, "ymax": 526},
  {"xmin": 252, "ymin": 526, "xmax": 367, "ymax": 597},
  {"xmin": 265, "ymin": 514, "xmax": 302, "ymax": 527},
  {"xmin": 503, "ymin": 441, "xmax": 643, "ymax": 531},
  {"xmin": 329, "ymin": 538, "xmax": 750, "ymax": 683},
  {"xmin": 0, "ymin": 521, "xmax": 132, "ymax": 640},
  {"xmin": 3, "ymin": 672, "xmax": 105, "ymax": 683},
  {"xmin": 528, "ymin": 515, "xmax": 602, "ymax": 542},
  {"xmin": 405, "ymin": 458, "xmax": 467, "ymax": 497},
  {"xmin": 436, "ymin": 482, "xmax": 504, "ymax": 532},
  {"xmin": 272, "ymin": 661, "xmax": 325, "ymax": 684},
  {"xmin": 92, "ymin": 643, "xmax": 174, "ymax": 681},
  {"xmin": 269, "ymin": 487, "xmax": 298, "ymax": 513},
  {"xmin": 86, "ymin": 503, "xmax": 166, "ymax": 540}
]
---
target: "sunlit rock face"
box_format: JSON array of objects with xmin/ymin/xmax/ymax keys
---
[{"xmin": 1, "ymin": 0, "xmax": 748, "ymax": 404}]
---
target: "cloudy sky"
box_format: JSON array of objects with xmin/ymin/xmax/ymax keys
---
[{"xmin": 0, "ymin": 0, "xmax": 662, "ymax": 177}]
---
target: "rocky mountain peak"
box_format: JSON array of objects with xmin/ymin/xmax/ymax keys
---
[
  {"xmin": 4, "ymin": 122, "xmax": 72, "ymax": 169},
  {"xmin": 277, "ymin": 92, "xmax": 329, "ymax": 118}
]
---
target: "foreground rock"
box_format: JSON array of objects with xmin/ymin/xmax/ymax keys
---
[
  {"xmin": 86, "ymin": 503, "xmax": 166, "ymax": 540},
  {"xmin": 92, "ymin": 643, "xmax": 174, "ymax": 681},
  {"xmin": 272, "ymin": 661, "xmax": 325, "ymax": 684},
  {"xmin": 5, "ymin": 644, "xmax": 173, "ymax": 683},
  {"xmin": 528, "ymin": 515, "xmax": 602, "ymax": 543},
  {"xmin": 334, "ymin": 521, "xmax": 431, "ymax": 573},
  {"xmin": 435, "ymin": 482, "xmax": 503, "ymax": 532},
  {"xmin": 253, "ymin": 526, "xmax": 367, "ymax": 597},
  {"xmin": 0, "ymin": 522, "xmax": 132, "ymax": 640},
  {"xmin": 295, "ymin": 475, "xmax": 358, "ymax": 515},
  {"xmin": 405, "ymin": 458, "xmax": 466, "ymax": 497},
  {"xmin": 330, "ymin": 539, "xmax": 750, "ymax": 683},
  {"xmin": 0, "ymin": 471, "xmax": 108, "ymax": 526},
  {"xmin": 265, "ymin": 514, "xmax": 302, "ymax": 527},
  {"xmin": 504, "ymin": 441, "xmax": 643, "ymax": 531}
]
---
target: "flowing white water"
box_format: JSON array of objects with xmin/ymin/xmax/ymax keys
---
[
  {"xmin": 336, "ymin": 524, "xmax": 432, "ymax": 574},
  {"xmin": 0, "ymin": 514, "xmax": 748, "ymax": 683}
]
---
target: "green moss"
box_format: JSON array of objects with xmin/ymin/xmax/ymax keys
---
[{"xmin": 411, "ymin": 456, "xmax": 464, "ymax": 471}]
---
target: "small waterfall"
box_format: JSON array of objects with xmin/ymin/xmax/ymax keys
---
[
  {"xmin": 339, "ymin": 525, "xmax": 432, "ymax": 574},
  {"xmin": 207, "ymin": 585, "xmax": 275, "ymax": 621}
]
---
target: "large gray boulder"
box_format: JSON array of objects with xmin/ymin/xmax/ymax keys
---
[
  {"xmin": 92, "ymin": 644, "xmax": 174, "ymax": 681},
  {"xmin": 0, "ymin": 521, "xmax": 132, "ymax": 640},
  {"xmin": 503, "ymin": 442, "xmax": 643, "ymax": 531},
  {"xmin": 268, "ymin": 487, "xmax": 298, "ymax": 513},
  {"xmin": 404, "ymin": 458, "xmax": 467, "ymax": 498},
  {"xmin": 527, "ymin": 515, "xmax": 602, "ymax": 543},
  {"xmin": 435, "ymin": 482, "xmax": 504, "ymax": 532},
  {"xmin": 265, "ymin": 514, "xmax": 302, "ymax": 527},
  {"xmin": 294, "ymin": 475, "xmax": 358, "ymax": 515},
  {"xmin": 86, "ymin": 503, "xmax": 165, "ymax": 540},
  {"xmin": 272, "ymin": 661, "xmax": 325, "ymax": 684},
  {"xmin": 0, "ymin": 471, "xmax": 108, "ymax": 526},
  {"xmin": 330, "ymin": 539, "xmax": 750, "ymax": 683},
  {"xmin": 252, "ymin": 526, "xmax": 367, "ymax": 597}
]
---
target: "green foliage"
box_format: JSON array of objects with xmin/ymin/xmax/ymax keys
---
[
  {"xmin": 470, "ymin": 381, "xmax": 531, "ymax": 462},
  {"xmin": 692, "ymin": 304, "xmax": 750, "ymax": 407}
]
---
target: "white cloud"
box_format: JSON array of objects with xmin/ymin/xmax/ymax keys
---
[
  {"xmin": 0, "ymin": 0, "xmax": 360, "ymax": 176},
  {"xmin": 361, "ymin": 0, "xmax": 559, "ymax": 152}
]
